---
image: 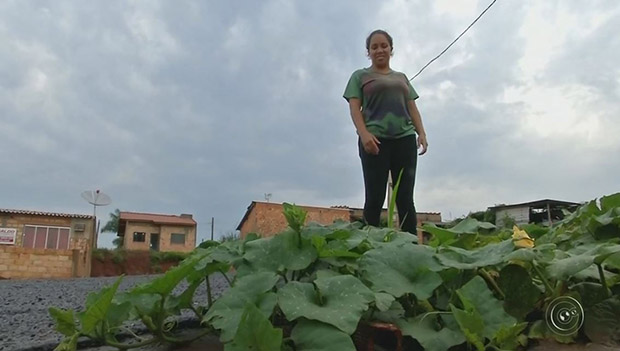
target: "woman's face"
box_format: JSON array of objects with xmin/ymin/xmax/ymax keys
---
[{"xmin": 368, "ymin": 33, "xmax": 392, "ymax": 67}]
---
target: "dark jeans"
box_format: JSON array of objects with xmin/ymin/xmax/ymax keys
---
[{"xmin": 359, "ymin": 134, "xmax": 418, "ymax": 234}]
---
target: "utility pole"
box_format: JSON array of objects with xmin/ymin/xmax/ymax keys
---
[{"xmin": 210, "ymin": 217, "xmax": 214, "ymax": 241}]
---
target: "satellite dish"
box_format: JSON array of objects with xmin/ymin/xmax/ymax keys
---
[
  {"xmin": 81, "ymin": 189, "xmax": 111, "ymax": 250},
  {"xmin": 81, "ymin": 189, "xmax": 111, "ymax": 206}
]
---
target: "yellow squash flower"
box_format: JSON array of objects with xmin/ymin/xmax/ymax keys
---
[{"xmin": 512, "ymin": 225, "xmax": 534, "ymax": 248}]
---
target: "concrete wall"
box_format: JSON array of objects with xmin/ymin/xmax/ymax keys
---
[
  {"xmin": 496, "ymin": 207, "xmax": 530, "ymax": 227},
  {"xmin": 122, "ymin": 222, "xmax": 196, "ymax": 252},
  {"xmin": 0, "ymin": 246, "xmax": 75, "ymax": 279},
  {"xmin": 239, "ymin": 202, "xmax": 351, "ymax": 239}
]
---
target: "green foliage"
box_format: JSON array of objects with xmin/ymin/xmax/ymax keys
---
[
  {"xmin": 387, "ymin": 168, "xmax": 403, "ymax": 228},
  {"xmin": 149, "ymin": 251, "xmax": 190, "ymax": 264},
  {"xmin": 91, "ymin": 248, "xmax": 107, "ymax": 262},
  {"xmin": 291, "ymin": 319, "xmax": 357, "ymax": 351},
  {"xmin": 220, "ymin": 231, "xmax": 240, "ymax": 242},
  {"xmin": 101, "ymin": 208, "xmax": 120, "ymax": 233},
  {"xmin": 50, "ymin": 195, "xmax": 620, "ymax": 350},
  {"xmin": 224, "ymin": 303, "xmax": 282, "ymax": 351},
  {"xmin": 277, "ymin": 275, "xmax": 374, "ymax": 334}
]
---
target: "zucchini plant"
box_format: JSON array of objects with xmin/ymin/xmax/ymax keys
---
[{"xmin": 50, "ymin": 193, "xmax": 620, "ymax": 350}]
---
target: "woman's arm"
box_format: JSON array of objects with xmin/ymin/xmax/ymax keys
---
[
  {"xmin": 407, "ymin": 100, "xmax": 428, "ymax": 155},
  {"xmin": 349, "ymin": 98, "xmax": 380, "ymax": 155}
]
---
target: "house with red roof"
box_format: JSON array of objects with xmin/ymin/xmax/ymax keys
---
[{"xmin": 117, "ymin": 211, "xmax": 197, "ymax": 252}]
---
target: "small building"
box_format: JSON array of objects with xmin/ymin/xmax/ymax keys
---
[
  {"xmin": 236, "ymin": 201, "xmax": 442, "ymax": 240},
  {"xmin": 489, "ymin": 199, "xmax": 580, "ymax": 227},
  {"xmin": 0, "ymin": 208, "xmax": 95, "ymax": 279},
  {"xmin": 117, "ymin": 212, "xmax": 197, "ymax": 252},
  {"xmin": 237, "ymin": 202, "xmax": 351, "ymax": 239}
]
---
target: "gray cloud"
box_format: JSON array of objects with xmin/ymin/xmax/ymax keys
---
[{"xmin": 1, "ymin": 1, "xmax": 618, "ymax": 244}]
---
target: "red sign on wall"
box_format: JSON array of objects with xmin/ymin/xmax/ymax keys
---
[{"xmin": 0, "ymin": 228, "xmax": 17, "ymax": 245}]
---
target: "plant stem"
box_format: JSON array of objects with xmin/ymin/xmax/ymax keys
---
[
  {"xmin": 280, "ymin": 271, "xmax": 289, "ymax": 284},
  {"xmin": 478, "ymin": 268, "xmax": 505, "ymax": 300},
  {"xmin": 104, "ymin": 335, "xmax": 158, "ymax": 350},
  {"xmin": 206, "ymin": 276, "xmax": 213, "ymax": 308},
  {"xmin": 596, "ymin": 263, "xmax": 611, "ymax": 298},
  {"xmin": 161, "ymin": 328, "xmax": 213, "ymax": 345},
  {"xmin": 218, "ymin": 269, "xmax": 233, "ymax": 287},
  {"xmin": 532, "ymin": 261, "xmax": 553, "ymax": 294}
]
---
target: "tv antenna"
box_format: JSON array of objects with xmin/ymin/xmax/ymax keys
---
[
  {"xmin": 81, "ymin": 189, "xmax": 111, "ymax": 248},
  {"xmin": 264, "ymin": 193, "xmax": 272, "ymax": 202}
]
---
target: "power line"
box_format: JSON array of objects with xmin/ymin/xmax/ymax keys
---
[{"xmin": 410, "ymin": 0, "xmax": 499, "ymax": 81}]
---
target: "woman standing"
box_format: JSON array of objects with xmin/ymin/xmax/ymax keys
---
[{"xmin": 343, "ymin": 29, "xmax": 428, "ymax": 234}]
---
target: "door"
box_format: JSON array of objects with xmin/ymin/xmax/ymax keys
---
[{"xmin": 150, "ymin": 233, "xmax": 160, "ymax": 251}]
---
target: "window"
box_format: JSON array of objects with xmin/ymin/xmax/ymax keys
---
[
  {"xmin": 170, "ymin": 233, "xmax": 185, "ymax": 245},
  {"xmin": 23, "ymin": 225, "xmax": 70, "ymax": 250},
  {"xmin": 133, "ymin": 232, "xmax": 146, "ymax": 242}
]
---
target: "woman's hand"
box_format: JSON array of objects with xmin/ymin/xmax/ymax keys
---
[
  {"xmin": 417, "ymin": 134, "xmax": 428, "ymax": 155},
  {"xmin": 360, "ymin": 130, "xmax": 381, "ymax": 155}
]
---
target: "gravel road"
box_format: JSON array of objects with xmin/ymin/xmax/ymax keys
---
[{"xmin": 0, "ymin": 274, "xmax": 230, "ymax": 351}]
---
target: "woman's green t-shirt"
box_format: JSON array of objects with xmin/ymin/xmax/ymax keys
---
[{"xmin": 343, "ymin": 68, "xmax": 419, "ymax": 139}]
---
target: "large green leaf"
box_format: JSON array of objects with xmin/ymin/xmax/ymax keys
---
[
  {"xmin": 424, "ymin": 218, "xmax": 494, "ymax": 248},
  {"xmin": 371, "ymin": 300, "xmax": 405, "ymax": 323},
  {"xmin": 224, "ymin": 303, "xmax": 283, "ymax": 351},
  {"xmin": 435, "ymin": 239, "xmax": 515, "ymax": 270},
  {"xmin": 80, "ymin": 276, "xmax": 123, "ymax": 335},
  {"xmin": 291, "ymin": 319, "xmax": 356, "ymax": 351},
  {"xmin": 584, "ymin": 296, "xmax": 620, "ymax": 346},
  {"xmin": 600, "ymin": 193, "xmax": 620, "ymax": 212},
  {"xmin": 165, "ymin": 280, "xmax": 202, "ymax": 316},
  {"xmin": 547, "ymin": 243, "xmax": 620, "ymax": 280},
  {"xmin": 450, "ymin": 218, "xmax": 496, "ymax": 233},
  {"xmin": 397, "ymin": 314, "xmax": 465, "ymax": 351},
  {"xmin": 48, "ymin": 308, "xmax": 76, "ymax": 337},
  {"xmin": 497, "ymin": 264, "xmax": 542, "ymax": 320},
  {"xmin": 53, "ymin": 333, "xmax": 79, "ymax": 351},
  {"xmin": 277, "ymin": 275, "xmax": 374, "ymax": 334},
  {"xmin": 132, "ymin": 253, "xmax": 204, "ymax": 296},
  {"xmin": 456, "ymin": 276, "xmax": 518, "ymax": 339},
  {"xmin": 572, "ymin": 282, "xmax": 609, "ymax": 308},
  {"xmin": 204, "ymin": 272, "xmax": 279, "ymax": 342},
  {"xmin": 242, "ymin": 228, "xmax": 317, "ymax": 274},
  {"xmin": 450, "ymin": 304, "xmax": 485, "ymax": 351},
  {"xmin": 365, "ymin": 227, "xmax": 418, "ymax": 247},
  {"xmin": 374, "ymin": 292, "xmax": 395, "ymax": 312},
  {"xmin": 360, "ymin": 244, "xmax": 443, "ymax": 299},
  {"xmin": 493, "ymin": 322, "xmax": 528, "ymax": 351},
  {"xmin": 311, "ymin": 236, "xmax": 360, "ymax": 258}
]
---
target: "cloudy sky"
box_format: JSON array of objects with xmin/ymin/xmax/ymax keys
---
[{"xmin": 1, "ymin": 0, "xmax": 618, "ymax": 247}]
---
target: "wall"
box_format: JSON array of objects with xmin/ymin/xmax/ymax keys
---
[
  {"xmin": 0, "ymin": 246, "xmax": 75, "ymax": 279},
  {"xmin": 240, "ymin": 202, "xmax": 351, "ymax": 239},
  {"xmin": 496, "ymin": 207, "xmax": 530, "ymax": 227},
  {"xmin": 159, "ymin": 225, "xmax": 196, "ymax": 253},
  {"xmin": 123, "ymin": 222, "xmax": 159, "ymax": 251}
]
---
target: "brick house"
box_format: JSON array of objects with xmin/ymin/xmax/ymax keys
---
[
  {"xmin": 0, "ymin": 208, "xmax": 95, "ymax": 279},
  {"xmin": 236, "ymin": 202, "xmax": 351, "ymax": 239},
  {"xmin": 117, "ymin": 212, "xmax": 197, "ymax": 252},
  {"xmin": 236, "ymin": 201, "xmax": 443, "ymax": 240},
  {"xmin": 336, "ymin": 206, "xmax": 442, "ymax": 228}
]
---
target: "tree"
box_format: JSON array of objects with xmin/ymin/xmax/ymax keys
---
[
  {"xmin": 102, "ymin": 209, "xmax": 122, "ymax": 249},
  {"xmin": 101, "ymin": 209, "xmax": 120, "ymax": 233}
]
